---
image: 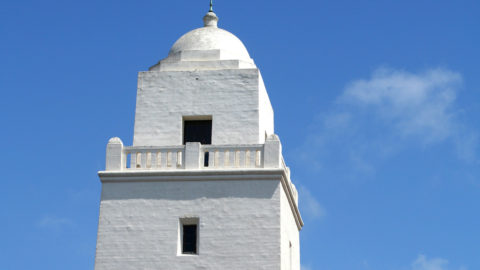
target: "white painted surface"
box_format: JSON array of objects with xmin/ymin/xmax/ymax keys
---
[
  {"xmin": 95, "ymin": 180, "xmax": 281, "ymax": 270},
  {"xmin": 169, "ymin": 12, "xmax": 251, "ymax": 62},
  {"xmin": 168, "ymin": 27, "xmax": 251, "ymax": 62},
  {"xmin": 281, "ymin": 184, "xmax": 300, "ymax": 270},
  {"xmin": 105, "ymin": 137, "xmax": 124, "ymax": 171},
  {"xmin": 133, "ymin": 68, "xmax": 273, "ymax": 146},
  {"xmin": 150, "ymin": 12, "xmax": 255, "ymax": 72}
]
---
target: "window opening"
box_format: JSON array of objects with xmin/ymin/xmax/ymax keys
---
[
  {"xmin": 182, "ymin": 224, "xmax": 197, "ymax": 254},
  {"xmin": 179, "ymin": 217, "xmax": 199, "ymax": 255},
  {"xmin": 183, "ymin": 120, "xmax": 212, "ymax": 145},
  {"xmin": 183, "ymin": 119, "xmax": 212, "ymax": 166}
]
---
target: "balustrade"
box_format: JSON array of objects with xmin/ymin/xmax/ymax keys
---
[
  {"xmin": 124, "ymin": 146, "xmax": 185, "ymax": 170},
  {"xmin": 105, "ymin": 136, "xmax": 285, "ymax": 173},
  {"xmin": 202, "ymin": 145, "xmax": 263, "ymax": 169}
]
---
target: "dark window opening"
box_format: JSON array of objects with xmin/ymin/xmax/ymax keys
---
[
  {"xmin": 184, "ymin": 119, "xmax": 212, "ymax": 167},
  {"xmin": 204, "ymin": 152, "xmax": 210, "ymax": 167},
  {"xmin": 182, "ymin": 224, "xmax": 197, "ymax": 254},
  {"xmin": 183, "ymin": 120, "xmax": 212, "ymax": 145}
]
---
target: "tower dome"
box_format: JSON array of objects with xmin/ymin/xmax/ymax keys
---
[
  {"xmin": 169, "ymin": 11, "xmax": 251, "ymax": 60},
  {"xmin": 169, "ymin": 26, "xmax": 251, "ymax": 61},
  {"xmin": 150, "ymin": 11, "xmax": 255, "ymax": 71}
]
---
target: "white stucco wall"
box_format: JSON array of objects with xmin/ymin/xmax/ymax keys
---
[
  {"xmin": 281, "ymin": 184, "xmax": 301, "ymax": 270},
  {"xmin": 133, "ymin": 68, "xmax": 274, "ymax": 146},
  {"xmin": 95, "ymin": 179, "xmax": 282, "ymax": 270}
]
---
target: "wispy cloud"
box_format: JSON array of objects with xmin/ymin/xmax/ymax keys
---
[
  {"xmin": 299, "ymin": 186, "xmax": 326, "ymax": 220},
  {"xmin": 340, "ymin": 67, "xmax": 462, "ymax": 144},
  {"xmin": 411, "ymin": 255, "xmax": 467, "ymax": 270},
  {"xmin": 413, "ymin": 255, "xmax": 449, "ymax": 270},
  {"xmin": 37, "ymin": 216, "xmax": 74, "ymax": 230},
  {"xmin": 298, "ymin": 67, "xmax": 478, "ymax": 177}
]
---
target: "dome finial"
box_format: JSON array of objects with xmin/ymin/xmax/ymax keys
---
[{"xmin": 203, "ymin": 5, "xmax": 218, "ymax": 28}]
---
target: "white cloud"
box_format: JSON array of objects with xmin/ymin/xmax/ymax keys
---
[
  {"xmin": 297, "ymin": 67, "xmax": 478, "ymax": 177},
  {"xmin": 411, "ymin": 255, "xmax": 466, "ymax": 270},
  {"xmin": 340, "ymin": 67, "xmax": 462, "ymax": 144},
  {"xmin": 299, "ymin": 186, "xmax": 326, "ymax": 220},
  {"xmin": 412, "ymin": 255, "xmax": 449, "ymax": 270},
  {"xmin": 37, "ymin": 216, "xmax": 74, "ymax": 229}
]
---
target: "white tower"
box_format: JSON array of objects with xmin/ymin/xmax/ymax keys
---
[{"xmin": 95, "ymin": 9, "xmax": 303, "ymax": 270}]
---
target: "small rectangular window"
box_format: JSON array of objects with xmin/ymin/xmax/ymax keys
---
[
  {"xmin": 182, "ymin": 224, "xmax": 197, "ymax": 254},
  {"xmin": 179, "ymin": 217, "xmax": 199, "ymax": 255}
]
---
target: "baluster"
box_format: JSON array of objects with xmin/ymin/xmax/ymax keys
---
[
  {"xmin": 213, "ymin": 150, "xmax": 219, "ymax": 167},
  {"xmin": 140, "ymin": 152, "xmax": 147, "ymax": 168},
  {"xmin": 230, "ymin": 150, "xmax": 236, "ymax": 167},
  {"xmin": 209, "ymin": 150, "xmax": 214, "ymax": 167},
  {"xmin": 224, "ymin": 150, "xmax": 230, "ymax": 167},
  {"xmin": 151, "ymin": 152, "xmax": 157, "ymax": 169},
  {"xmin": 162, "ymin": 151, "xmax": 167, "ymax": 168},
  {"xmin": 135, "ymin": 152, "xmax": 141, "ymax": 168},
  {"xmin": 167, "ymin": 151, "xmax": 172, "ymax": 167},
  {"xmin": 174, "ymin": 151, "xmax": 178, "ymax": 168},
  {"xmin": 238, "ymin": 150, "xmax": 245, "ymax": 167},
  {"xmin": 155, "ymin": 152, "xmax": 161, "ymax": 168},
  {"xmin": 234, "ymin": 151, "xmax": 240, "ymax": 167},
  {"xmin": 218, "ymin": 150, "xmax": 224, "ymax": 168},
  {"xmin": 245, "ymin": 150, "xmax": 251, "ymax": 167},
  {"xmin": 146, "ymin": 152, "xmax": 152, "ymax": 168},
  {"xmin": 176, "ymin": 151, "xmax": 182, "ymax": 168},
  {"xmin": 255, "ymin": 150, "xmax": 261, "ymax": 167}
]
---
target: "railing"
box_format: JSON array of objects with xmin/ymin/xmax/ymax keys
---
[
  {"xmin": 124, "ymin": 146, "xmax": 185, "ymax": 170},
  {"xmin": 105, "ymin": 136, "xmax": 285, "ymax": 172},
  {"xmin": 202, "ymin": 145, "xmax": 264, "ymax": 169},
  {"xmin": 120, "ymin": 144, "xmax": 265, "ymax": 170}
]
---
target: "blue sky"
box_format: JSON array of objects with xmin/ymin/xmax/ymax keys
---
[{"xmin": 1, "ymin": 0, "xmax": 479, "ymax": 269}]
